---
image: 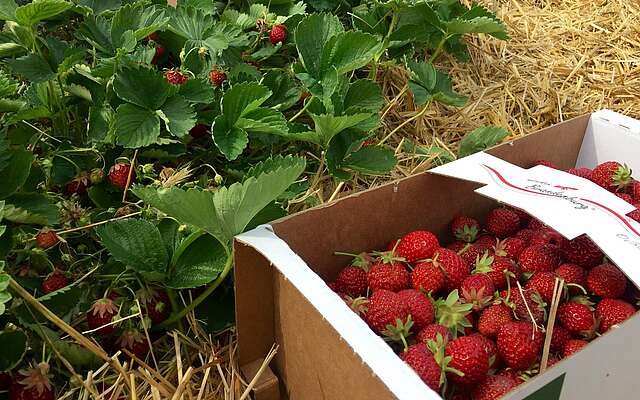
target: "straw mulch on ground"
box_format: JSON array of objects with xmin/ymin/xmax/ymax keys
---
[{"xmin": 48, "ymin": 1, "xmax": 640, "ymax": 398}]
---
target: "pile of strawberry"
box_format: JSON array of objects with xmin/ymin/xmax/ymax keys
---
[{"xmin": 327, "ymin": 160, "xmax": 640, "ymax": 400}]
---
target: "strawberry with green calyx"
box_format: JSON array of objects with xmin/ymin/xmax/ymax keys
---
[
  {"xmin": 586, "ymin": 263, "xmax": 627, "ymax": 299},
  {"xmin": 398, "ymin": 289, "xmax": 434, "ymax": 331},
  {"xmin": 164, "ymin": 69, "xmax": 189, "ymax": 85},
  {"xmin": 64, "ymin": 174, "xmax": 89, "ymax": 196},
  {"xmin": 507, "ymin": 287, "xmax": 547, "ymax": 325},
  {"xmin": 557, "ymin": 296, "xmax": 596, "ymax": 337},
  {"xmin": 473, "ymin": 253, "xmax": 520, "ymax": 290},
  {"xmin": 458, "ymin": 243, "xmax": 485, "ymax": 267},
  {"xmin": 595, "ymin": 298, "xmax": 636, "ymax": 333},
  {"xmin": 209, "ymin": 69, "xmax": 227, "ymax": 87},
  {"xmin": 429, "ymin": 248, "xmax": 470, "ymax": 292},
  {"xmin": 486, "ymin": 208, "xmax": 521, "ymax": 238},
  {"xmin": 10, "ymin": 362, "xmax": 54, "ymax": 400},
  {"xmin": 89, "ymin": 168, "xmax": 104, "ymax": 184},
  {"xmin": 269, "ymin": 24, "xmax": 287, "ymax": 45},
  {"xmin": 478, "ymin": 303, "xmax": 514, "ymax": 339},
  {"xmin": 367, "ymin": 251, "xmax": 409, "ymax": 292},
  {"xmin": 470, "ymin": 333, "xmax": 500, "ymax": 369},
  {"xmin": 118, "ymin": 328, "xmax": 150, "ymax": 360},
  {"xmin": 411, "ymin": 260, "xmax": 445, "ymax": 294},
  {"xmin": 445, "ymin": 335, "xmax": 490, "ymax": 385},
  {"xmin": 567, "ymin": 167, "xmax": 593, "ymax": 180},
  {"xmin": 395, "ymin": 230, "xmax": 440, "ymax": 263},
  {"xmin": 138, "ymin": 288, "xmax": 170, "ymax": 325},
  {"xmin": 35, "ymin": 229, "xmax": 60, "ymax": 250},
  {"xmin": 365, "ymin": 289, "xmax": 410, "ymax": 335},
  {"xmin": 417, "ymin": 324, "xmax": 452, "ymax": 344},
  {"xmin": 555, "ymin": 263, "xmax": 587, "ymax": 295},
  {"xmin": 381, "ymin": 315, "xmax": 414, "ymax": 351},
  {"xmin": 108, "ymin": 163, "xmax": 133, "ymax": 191},
  {"xmin": 342, "ymin": 295, "xmax": 369, "ymax": 318},
  {"xmin": 475, "ymin": 234, "xmax": 499, "ymax": 250},
  {"xmin": 434, "ymin": 290, "xmax": 473, "ymax": 338},
  {"xmin": 590, "ymin": 161, "xmax": 633, "ymax": 192},
  {"xmin": 562, "ymin": 339, "xmax": 588, "ymax": 358},
  {"xmin": 518, "ymin": 244, "xmax": 561, "ymax": 273},
  {"xmin": 524, "ymin": 271, "xmax": 559, "ymax": 304},
  {"xmin": 493, "ymin": 237, "xmax": 527, "ymax": 260},
  {"xmin": 450, "ymin": 216, "xmax": 480, "ymax": 243},
  {"xmin": 460, "ymin": 273, "xmax": 495, "ymax": 311},
  {"xmin": 400, "ymin": 342, "xmax": 442, "ymax": 391},
  {"xmin": 472, "ymin": 374, "xmax": 521, "ymax": 400},
  {"xmin": 87, "ymin": 298, "xmax": 119, "ymax": 335},
  {"xmin": 334, "ymin": 252, "xmax": 373, "ymax": 296},
  {"xmin": 497, "ymin": 321, "xmax": 544, "ymax": 370},
  {"xmin": 41, "ymin": 270, "xmax": 68, "ymax": 294},
  {"xmin": 559, "ymin": 234, "xmax": 604, "ymax": 269}
]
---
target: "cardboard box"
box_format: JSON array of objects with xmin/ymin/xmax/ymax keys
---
[{"xmin": 234, "ymin": 110, "xmax": 640, "ymax": 400}]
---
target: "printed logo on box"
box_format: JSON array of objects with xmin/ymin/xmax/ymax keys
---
[{"xmin": 431, "ymin": 152, "xmax": 640, "ymax": 286}]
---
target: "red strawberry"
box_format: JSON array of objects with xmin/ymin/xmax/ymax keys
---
[
  {"xmin": 397, "ymin": 289, "xmax": 434, "ymax": 331},
  {"xmin": 557, "ymin": 301, "xmax": 595, "ymax": 335},
  {"xmin": 525, "ymin": 271, "xmax": 558, "ymax": 304},
  {"xmin": 151, "ymin": 46, "xmax": 165, "ymax": 65},
  {"xmin": 587, "ymin": 263, "xmax": 627, "ymax": 298},
  {"xmin": 189, "ymin": 124, "xmax": 210, "ymax": 139},
  {"xmin": 486, "ymin": 208, "xmax": 521, "ymax": 238},
  {"xmin": 549, "ymin": 325, "xmax": 572, "ymax": 353},
  {"xmin": 509, "ymin": 207, "xmax": 532, "ymax": 226},
  {"xmin": 400, "ymin": 343, "xmax": 442, "ymax": 391},
  {"xmin": 473, "ymin": 253, "xmax": 520, "ymax": 290},
  {"xmin": 470, "ymin": 333, "xmax": 500, "ymax": 369},
  {"xmin": 335, "ymin": 265, "xmax": 368, "ymax": 297},
  {"xmin": 528, "ymin": 218, "xmax": 547, "ymax": 230},
  {"xmin": 514, "ymin": 228, "xmax": 537, "ymax": 244},
  {"xmin": 41, "ymin": 270, "xmax": 68, "ymax": 294},
  {"xmin": 596, "ymin": 298, "xmax": 636, "ymax": 333},
  {"xmin": 435, "ymin": 290, "xmax": 474, "ymax": 337},
  {"xmin": 567, "ymin": 167, "xmax": 593, "ymax": 180},
  {"xmin": 497, "ymin": 369, "xmax": 526, "ymax": 385},
  {"xmin": 555, "ymin": 263, "xmax": 586, "ymax": 295},
  {"xmin": 497, "ymin": 321, "xmax": 544, "ymax": 370},
  {"xmin": 432, "ymin": 248, "xmax": 470, "ymax": 292},
  {"xmin": 629, "ymin": 205, "xmax": 640, "ymax": 223},
  {"xmin": 460, "ymin": 273, "xmax": 495, "ymax": 310},
  {"xmin": 562, "ymin": 339, "xmax": 587, "ymax": 358},
  {"xmin": 164, "ymin": 69, "xmax": 189, "ymax": 85},
  {"xmin": 87, "ymin": 298, "xmax": 119, "ymax": 335},
  {"xmin": 416, "ymin": 323, "xmax": 451, "ymax": 344},
  {"xmin": 445, "ymin": 335, "xmax": 490, "ymax": 385},
  {"xmin": 510, "ymin": 288, "xmax": 546, "ymax": 325},
  {"xmin": 269, "ymin": 24, "xmax": 287, "ymax": 45},
  {"xmin": 327, "ymin": 282, "xmax": 344, "ymax": 295},
  {"xmin": 365, "ymin": 289, "xmax": 410, "ymax": 334},
  {"xmin": 450, "ymin": 216, "xmax": 480, "ymax": 243},
  {"xmin": 616, "ymin": 192, "xmax": 634, "ymax": 203},
  {"xmin": 559, "ymin": 234, "xmax": 604, "ymax": 269},
  {"xmin": 535, "ymin": 160, "xmax": 559, "ymax": 169},
  {"xmin": 118, "ymin": 329, "xmax": 149, "ymax": 359},
  {"xmin": 529, "ymin": 229, "xmax": 568, "ymax": 248},
  {"xmin": 518, "ymin": 244, "xmax": 561, "ymax": 273},
  {"xmin": 108, "ymin": 163, "xmax": 133, "ymax": 191},
  {"xmin": 367, "ymin": 256, "xmax": 409, "ymax": 293},
  {"xmin": 590, "ymin": 161, "xmax": 632, "ymax": 192},
  {"xmin": 395, "ymin": 231, "xmax": 439, "ymax": 263},
  {"xmin": 65, "ymin": 175, "xmax": 89, "ymax": 195},
  {"xmin": 472, "ymin": 374, "xmax": 520, "ymax": 400},
  {"xmin": 478, "ymin": 303, "xmax": 513, "ymax": 339},
  {"xmin": 209, "ymin": 69, "xmax": 227, "ymax": 87},
  {"xmin": 411, "ymin": 261, "xmax": 445, "ymax": 294},
  {"xmin": 630, "ymin": 180, "xmax": 640, "ymax": 202},
  {"xmin": 475, "ymin": 234, "xmax": 499, "ymax": 250},
  {"xmin": 493, "ymin": 237, "xmax": 526, "ymax": 260},
  {"xmin": 146, "ymin": 32, "xmax": 159, "ymax": 42},
  {"xmin": 459, "ymin": 244, "xmax": 486, "ymax": 267},
  {"xmin": 139, "ymin": 288, "xmax": 170, "ymax": 325},
  {"xmin": 9, "ymin": 363, "xmax": 54, "ymax": 400},
  {"xmin": 35, "ymin": 229, "xmax": 60, "ymax": 249}
]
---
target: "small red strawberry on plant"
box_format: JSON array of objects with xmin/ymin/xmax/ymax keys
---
[
  {"xmin": 87, "ymin": 298, "xmax": 119, "ymax": 335},
  {"xmin": 189, "ymin": 124, "xmax": 210, "ymax": 139},
  {"xmin": 411, "ymin": 261, "xmax": 445, "ymax": 294},
  {"xmin": 64, "ymin": 174, "xmax": 89, "ymax": 195},
  {"xmin": 397, "ymin": 289, "xmax": 434, "ymax": 331},
  {"xmin": 478, "ymin": 303, "xmax": 513, "ymax": 339},
  {"xmin": 269, "ymin": 24, "xmax": 287, "ymax": 45},
  {"xmin": 562, "ymin": 339, "xmax": 588, "ymax": 358},
  {"xmin": 35, "ymin": 229, "xmax": 60, "ymax": 250},
  {"xmin": 138, "ymin": 288, "xmax": 170, "ymax": 325},
  {"xmin": 485, "ymin": 208, "xmax": 521, "ymax": 238},
  {"xmin": 445, "ymin": 335, "xmax": 490, "ymax": 385},
  {"xmin": 587, "ymin": 263, "xmax": 626, "ymax": 298},
  {"xmin": 472, "ymin": 374, "xmax": 521, "ymax": 400},
  {"xmin": 590, "ymin": 161, "xmax": 632, "ymax": 192},
  {"xmin": 9, "ymin": 362, "xmax": 54, "ymax": 400},
  {"xmin": 41, "ymin": 270, "xmax": 68, "ymax": 294},
  {"xmin": 395, "ymin": 231, "xmax": 440, "ymax": 263},
  {"xmin": 164, "ymin": 69, "xmax": 189, "ymax": 85},
  {"xmin": 497, "ymin": 321, "xmax": 544, "ymax": 370},
  {"xmin": 108, "ymin": 163, "xmax": 133, "ymax": 191},
  {"xmin": 209, "ymin": 69, "xmax": 227, "ymax": 87},
  {"xmin": 450, "ymin": 215, "xmax": 480, "ymax": 243},
  {"xmin": 460, "ymin": 273, "xmax": 495, "ymax": 311},
  {"xmin": 118, "ymin": 329, "xmax": 150, "ymax": 360},
  {"xmin": 595, "ymin": 298, "xmax": 636, "ymax": 333},
  {"xmin": 151, "ymin": 46, "xmax": 165, "ymax": 65},
  {"xmin": 146, "ymin": 32, "xmax": 159, "ymax": 42}
]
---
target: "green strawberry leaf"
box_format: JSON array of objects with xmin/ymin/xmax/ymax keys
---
[
  {"xmin": 407, "ymin": 60, "xmax": 467, "ymax": 107},
  {"xmin": 403, "ymin": 140, "xmax": 456, "ymax": 166},
  {"xmin": 110, "ymin": 3, "xmax": 168, "ymax": 46},
  {"xmin": 158, "ymin": 218, "xmax": 181, "ymax": 259},
  {"xmin": 212, "ymin": 115, "xmax": 248, "ymax": 161},
  {"xmin": 0, "ymin": 133, "xmax": 12, "ymax": 173},
  {"xmin": 87, "ymin": 104, "xmax": 113, "ymax": 143},
  {"xmin": 343, "ymin": 79, "xmax": 383, "ymax": 114},
  {"xmin": 2, "ymin": 193, "xmax": 58, "ymax": 225},
  {"xmin": 221, "ymin": 82, "xmax": 272, "ymax": 125},
  {"xmin": 113, "ymin": 104, "xmax": 161, "ymax": 149},
  {"xmin": 0, "ymin": 149, "xmax": 33, "ymax": 199},
  {"xmin": 0, "ymin": 330, "xmax": 27, "ymax": 372},
  {"xmin": 179, "ymin": 78, "xmax": 215, "ymax": 104},
  {"xmin": 301, "ymin": 112, "xmax": 372, "ymax": 147},
  {"xmin": 0, "ymin": 0, "xmax": 17, "ymax": 21},
  {"xmin": 113, "ymin": 67, "xmax": 171, "ymax": 110},
  {"xmin": 458, "ymin": 126, "xmax": 510, "ymax": 157},
  {"xmin": 15, "ymin": 0, "xmax": 71, "ymax": 26},
  {"xmin": 295, "ymin": 13, "xmax": 344, "ymax": 79},
  {"xmin": 96, "ymin": 219, "xmax": 169, "ymax": 279},
  {"xmin": 261, "ymin": 71, "xmax": 301, "ymax": 110},
  {"xmin": 6, "ymin": 54, "xmax": 55, "ymax": 83},
  {"xmin": 76, "ymin": 0, "xmax": 121, "ymax": 14},
  {"xmin": 77, "ymin": 15, "xmax": 114, "ymax": 54},
  {"xmin": 160, "ymin": 95, "xmax": 197, "ymax": 138},
  {"xmin": 167, "ymin": 233, "xmax": 227, "ymax": 289},
  {"xmin": 238, "ymin": 108, "xmax": 289, "ymax": 135},
  {"xmin": 320, "ymin": 30, "xmax": 381, "ymax": 77},
  {"xmin": 343, "ymin": 145, "xmax": 397, "ymax": 175}
]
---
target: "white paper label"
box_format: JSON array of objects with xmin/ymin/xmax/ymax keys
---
[{"xmin": 431, "ymin": 152, "xmax": 640, "ymax": 286}]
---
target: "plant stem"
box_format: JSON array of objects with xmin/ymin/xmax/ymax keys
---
[
  {"xmin": 288, "ymin": 98, "xmax": 312, "ymax": 123},
  {"xmin": 156, "ymin": 252, "xmax": 234, "ymax": 329},
  {"xmin": 429, "ymin": 33, "xmax": 450, "ymax": 64},
  {"xmin": 379, "ymin": 100, "xmax": 431, "ymax": 145}
]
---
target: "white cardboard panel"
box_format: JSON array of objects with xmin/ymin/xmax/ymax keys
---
[{"xmin": 236, "ymin": 225, "xmax": 440, "ymax": 400}]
